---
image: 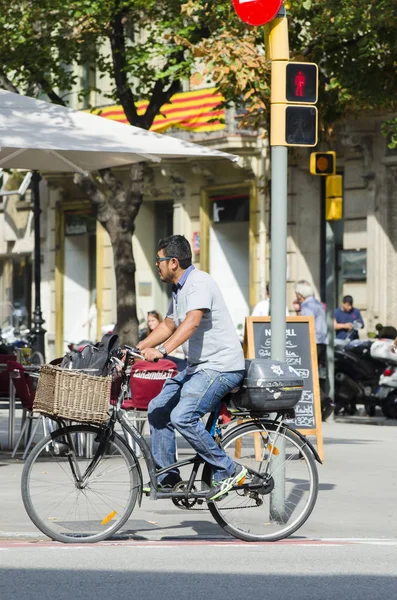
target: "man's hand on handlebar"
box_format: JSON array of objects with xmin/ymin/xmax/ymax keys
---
[{"xmin": 140, "ymin": 348, "xmax": 163, "ymax": 363}]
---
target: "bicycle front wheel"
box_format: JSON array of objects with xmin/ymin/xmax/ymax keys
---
[
  {"xmin": 205, "ymin": 421, "xmax": 319, "ymax": 542},
  {"xmin": 22, "ymin": 425, "xmax": 141, "ymax": 543}
]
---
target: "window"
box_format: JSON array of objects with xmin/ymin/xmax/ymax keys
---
[
  {"xmin": 210, "ymin": 194, "xmax": 249, "ymax": 223},
  {"xmin": 339, "ymin": 249, "xmax": 367, "ymax": 281}
]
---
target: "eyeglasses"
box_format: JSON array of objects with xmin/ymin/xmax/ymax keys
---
[{"xmin": 155, "ymin": 255, "xmax": 174, "ymax": 264}]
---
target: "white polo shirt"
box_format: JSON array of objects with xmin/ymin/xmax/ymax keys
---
[{"xmin": 167, "ymin": 269, "xmax": 245, "ymax": 374}]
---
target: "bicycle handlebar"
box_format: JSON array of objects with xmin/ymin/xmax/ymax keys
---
[
  {"xmin": 123, "ymin": 344, "xmax": 144, "ymax": 359},
  {"xmin": 110, "ymin": 345, "xmax": 160, "ymax": 374}
]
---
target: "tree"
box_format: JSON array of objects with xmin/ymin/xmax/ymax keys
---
[
  {"xmin": 184, "ymin": 0, "xmax": 397, "ymax": 138},
  {"xmin": 287, "ymin": 0, "xmax": 397, "ymax": 136},
  {"xmin": 0, "ymin": 0, "xmax": 252, "ymax": 344},
  {"xmin": 1, "ymin": 1, "xmax": 396, "ymax": 343}
]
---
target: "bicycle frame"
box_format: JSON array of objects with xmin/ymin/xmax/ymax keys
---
[
  {"xmin": 54, "ymin": 349, "xmax": 322, "ymax": 508},
  {"xmin": 116, "ymin": 405, "xmax": 216, "ymax": 502},
  {"xmin": 116, "ymin": 404, "xmax": 322, "ymax": 503}
]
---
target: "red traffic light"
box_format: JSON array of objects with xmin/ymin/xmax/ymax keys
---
[{"xmin": 286, "ymin": 63, "xmax": 318, "ymax": 104}]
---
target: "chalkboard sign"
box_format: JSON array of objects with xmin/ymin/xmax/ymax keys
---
[{"xmin": 244, "ymin": 316, "xmax": 323, "ymax": 460}]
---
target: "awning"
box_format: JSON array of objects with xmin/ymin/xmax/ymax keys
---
[
  {"xmin": 0, "ymin": 89, "xmax": 237, "ymax": 173},
  {"xmin": 92, "ymin": 88, "xmax": 225, "ymax": 133}
]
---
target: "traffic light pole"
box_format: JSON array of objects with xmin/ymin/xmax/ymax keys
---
[
  {"xmin": 267, "ymin": 8, "xmax": 289, "ymax": 362},
  {"xmin": 270, "ymin": 146, "xmax": 288, "ymax": 361},
  {"xmin": 267, "ymin": 8, "xmax": 289, "ymax": 521}
]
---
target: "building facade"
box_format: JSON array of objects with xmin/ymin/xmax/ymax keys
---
[{"xmin": 1, "ymin": 96, "xmax": 396, "ymax": 359}]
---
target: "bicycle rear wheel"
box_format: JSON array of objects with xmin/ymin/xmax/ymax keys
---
[
  {"xmin": 22, "ymin": 425, "xmax": 141, "ymax": 543},
  {"xmin": 204, "ymin": 421, "xmax": 318, "ymax": 542}
]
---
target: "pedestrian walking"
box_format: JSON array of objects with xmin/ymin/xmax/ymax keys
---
[{"xmin": 295, "ymin": 279, "xmax": 333, "ymax": 421}]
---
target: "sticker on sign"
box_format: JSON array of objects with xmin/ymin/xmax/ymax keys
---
[{"xmin": 232, "ymin": 0, "xmax": 283, "ymax": 26}]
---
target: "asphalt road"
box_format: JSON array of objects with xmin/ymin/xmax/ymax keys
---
[{"xmin": 0, "ymin": 540, "xmax": 396, "ymax": 600}]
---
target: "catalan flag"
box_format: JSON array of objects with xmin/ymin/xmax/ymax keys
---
[{"xmin": 91, "ymin": 88, "xmax": 225, "ymax": 133}]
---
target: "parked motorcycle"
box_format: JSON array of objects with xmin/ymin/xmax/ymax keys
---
[
  {"xmin": 334, "ymin": 322, "xmax": 384, "ymax": 416},
  {"xmin": 371, "ymin": 338, "xmax": 397, "ymax": 419}
]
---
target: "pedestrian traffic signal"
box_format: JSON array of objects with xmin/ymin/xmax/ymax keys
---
[
  {"xmin": 271, "ymin": 104, "xmax": 318, "ymax": 147},
  {"xmin": 271, "ymin": 60, "xmax": 318, "ymax": 147},
  {"xmin": 310, "ymin": 152, "xmax": 336, "ymax": 176},
  {"xmin": 271, "ymin": 61, "xmax": 318, "ymax": 104}
]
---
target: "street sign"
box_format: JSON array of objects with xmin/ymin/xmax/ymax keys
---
[{"xmin": 232, "ymin": 0, "xmax": 283, "ymax": 27}]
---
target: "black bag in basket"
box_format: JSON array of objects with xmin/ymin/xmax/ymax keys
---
[{"xmin": 60, "ymin": 333, "xmax": 119, "ymax": 376}]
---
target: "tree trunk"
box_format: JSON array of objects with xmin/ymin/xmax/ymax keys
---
[
  {"xmin": 107, "ymin": 223, "xmax": 138, "ymax": 345},
  {"xmin": 74, "ymin": 163, "xmax": 144, "ymax": 346}
]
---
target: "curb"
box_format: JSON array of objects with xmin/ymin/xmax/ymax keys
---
[{"xmin": 0, "ymin": 532, "xmax": 45, "ymax": 540}]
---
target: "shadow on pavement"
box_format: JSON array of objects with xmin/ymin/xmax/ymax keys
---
[
  {"xmin": 323, "ymin": 437, "xmax": 380, "ymax": 445},
  {"xmin": 0, "ymin": 569, "xmax": 396, "ymax": 600}
]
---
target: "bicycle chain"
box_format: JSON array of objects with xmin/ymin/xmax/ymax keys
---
[{"xmin": 173, "ymin": 484, "xmax": 261, "ymax": 511}]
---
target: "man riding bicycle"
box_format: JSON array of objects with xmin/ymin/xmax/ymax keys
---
[{"xmin": 137, "ymin": 235, "xmax": 247, "ymax": 500}]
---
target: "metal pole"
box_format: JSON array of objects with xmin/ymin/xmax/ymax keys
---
[
  {"xmin": 31, "ymin": 171, "xmax": 46, "ymax": 359},
  {"xmin": 270, "ymin": 146, "xmax": 288, "ymax": 361},
  {"xmin": 267, "ymin": 9, "xmax": 289, "ymax": 520},
  {"xmin": 325, "ymin": 220, "xmax": 335, "ymax": 399},
  {"xmin": 258, "ymin": 143, "xmax": 268, "ymax": 302}
]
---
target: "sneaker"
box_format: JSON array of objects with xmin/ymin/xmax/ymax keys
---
[
  {"xmin": 207, "ymin": 464, "xmax": 248, "ymax": 501},
  {"xmin": 142, "ymin": 473, "xmax": 182, "ymax": 494}
]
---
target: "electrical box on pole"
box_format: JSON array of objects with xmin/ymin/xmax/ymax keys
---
[{"xmin": 325, "ymin": 174, "xmax": 343, "ymax": 220}]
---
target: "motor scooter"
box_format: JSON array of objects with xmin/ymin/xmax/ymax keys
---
[
  {"xmin": 371, "ymin": 338, "xmax": 397, "ymax": 419},
  {"xmin": 334, "ymin": 322, "xmax": 385, "ymax": 416}
]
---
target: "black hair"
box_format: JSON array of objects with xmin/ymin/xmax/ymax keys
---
[
  {"xmin": 157, "ymin": 235, "xmax": 192, "ymax": 269},
  {"xmin": 342, "ymin": 295, "xmax": 353, "ymax": 305}
]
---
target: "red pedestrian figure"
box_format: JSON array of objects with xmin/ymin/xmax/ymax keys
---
[{"xmin": 294, "ymin": 70, "xmax": 306, "ymax": 97}]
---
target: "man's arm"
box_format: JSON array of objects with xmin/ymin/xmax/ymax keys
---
[
  {"xmin": 334, "ymin": 318, "xmax": 352, "ymax": 332},
  {"xmin": 137, "ymin": 318, "xmax": 176, "ymax": 351},
  {"xmin": 356, "ymin": 309, "xmax": 365, "ymax": 329},
  {"xmin": 140, "ymin": 310, "xmax": 204, "ymax": 362}
]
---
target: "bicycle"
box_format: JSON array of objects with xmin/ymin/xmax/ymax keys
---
[{"xmin": 21, "ymin": 346, "xmax": 321, "ymax": 544}]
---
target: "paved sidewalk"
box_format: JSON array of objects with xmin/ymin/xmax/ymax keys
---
[{"xmin": 0, "ymin": 412, "xmax": 396, "ymax": 542}]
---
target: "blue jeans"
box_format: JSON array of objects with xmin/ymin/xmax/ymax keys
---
[{"xmin": 148, "ymin": 368, "xmax": 244, "ymax": 483}]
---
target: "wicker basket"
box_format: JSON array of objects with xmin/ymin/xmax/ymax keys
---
[{"xmin": 34, "ymin": 365, "xmax": 112, "ymax": 424}]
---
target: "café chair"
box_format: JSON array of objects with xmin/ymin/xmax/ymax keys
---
[
  {"xmin": 0, "ymin": 354, "xmax": 16, "ymax": 397},
  {"xmin": 7, "ymin": 360, "xmax": 48, "ymax": 460}
]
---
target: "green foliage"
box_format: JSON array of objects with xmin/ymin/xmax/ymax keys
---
[
  {"xmin": 381, "ymin": 118, "xmax": 397, "ymax": 149},
  {"xmin": 0, "ymin": 0, "xmax": 395, "ymax": 133},
  {"xmin": 287, "ymin": 0, "xmax": 397, "ymax": 136}
]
